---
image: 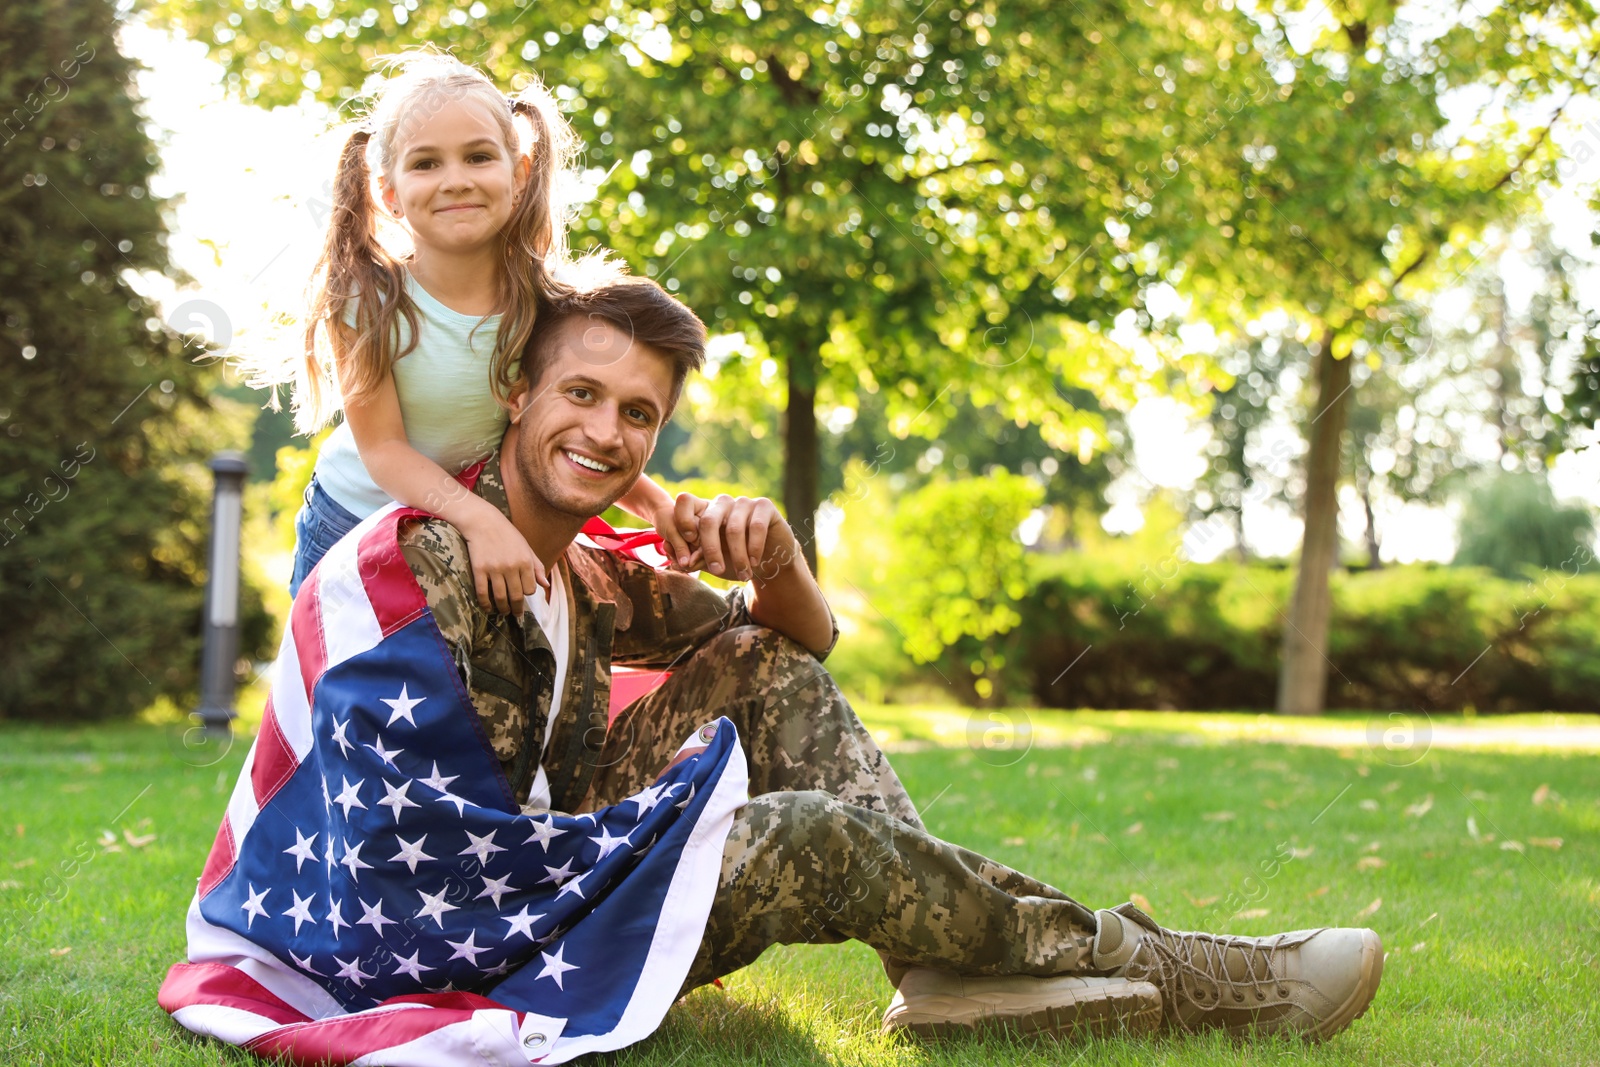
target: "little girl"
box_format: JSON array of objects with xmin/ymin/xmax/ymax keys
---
[{"xmin": 275, "ymin": 53, "xmax": 690, "ymax": 612}]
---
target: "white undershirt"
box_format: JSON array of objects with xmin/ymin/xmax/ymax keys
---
[{"xmin": 520, "ymin": 566, "xmax": 571, "ymax": 812}]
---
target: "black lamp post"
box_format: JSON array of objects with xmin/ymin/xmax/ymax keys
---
[{"xmin": 195, "ymin": 452, "xmax": 249, "ymax": 738}]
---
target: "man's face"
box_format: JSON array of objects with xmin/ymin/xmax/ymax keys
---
[{"xmin": 508, "ymin": 317, "xmax": 675, "ymax": 520}]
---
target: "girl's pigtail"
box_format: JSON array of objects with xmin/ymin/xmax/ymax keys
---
[{"xmin": 299, "ymin": 125, "xmax": 410, "ymax": 433}]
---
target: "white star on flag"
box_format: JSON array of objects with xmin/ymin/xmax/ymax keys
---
[
  {"xmin": 389, "ymin": 834, "xmax": 435, "ymax": 873},
  {"xmin": 588, "ymin": 825, "xmax": 631, "ymax": 862},
  {"xmin": 536, "ymin": 944, "xmax": 579, "ymax": 990},
  {"xmin": 321, "ymin": 777, "xmax": 333, "ymax": 816},
  {"xmin": 555, "ymin": 874, "xmax": 587, "ymax": 901},
  {"xmin": 283, "ymin": 890, "xmax": 317, "ymax": 935},
  {"xmin": 421, "ymin": 762, "xmax": 470, "ymax": 815},
  {"xmin": 390, "ymin": 948, "xmax": 434, "ymax": 982},
  {"xmin": 538, "ymin": 858, "xmax": 577, "ymax": 886},
  {"xmin": 523, "ymin": 817, "xmax": 567, "ymax": 851},
  {"xmin": 380, "ymin": 683, "xmax": 425, "ymax": 727},
  {"xmin": 288, "ymin": 950, "xmax": 323, "ymax": 976},
  {"xmin": 332, "ymin": 776, "xmax": 367, "ymax": 818},
  {"xmin": 240, "ymin": 884, "xmax": 270, "ymax": 930},
  {"xmin": 445, "ymin": 930, "xmax": 488, "ymax": 966},
  {"xmin": 415, "ymin": 886, "xmax": 459, "ymax": 928},
  {"xmin": 364, "ymin": 736, "xmax": 404, "ymax": 771},
  {"xmin": 330, "ymin": 717, "xmax": 354, "ymax": 758},
  {"xmin": 326, "ymin": 895, "xmax": 349, "ymax": 939},
  {"xmin": 476, "ymin": 872, "xmax": 519, "ymax": 908},
  {"xmin": 675, "ymin": 782, "xmax": 697, "ymax": 810},
  {"xmin": 283, "ymin": 828, "xmax": 318, "ymax": 873},
  {"xmin": 377, "ymin": 779, "xmax": 420, "ymax": 823},
  {"xmin": 339, "ymin": 839, "xmax": 374, "ymax": 883},
  {"xmin": 332, "ymin": 955, "xmax": 373, "ymax": 987},
  {"xmin": 501, "ymin": 904, "xmax": 543, "ymax": 942},
  {"xmin": 629, "ymin": 782, "xmax": 667, "ymax": 815},
  {"xmin": 459, "ymin": 829, "xmax": 506, "ymax": 866},
  {"xmin": 356, "ymin": 896, "xmax": 396, "ymax": 935}
]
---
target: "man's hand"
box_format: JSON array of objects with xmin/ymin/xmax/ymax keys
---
[{"xmin": 675, "ymin": 492, "xmax": 833, "ymax": 655}]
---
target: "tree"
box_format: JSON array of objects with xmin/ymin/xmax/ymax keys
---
[
  {"xmin": 146, "ymin": 0, "xmax": 1236, "ymax": 573},
  {"xmin": 1453, "ymin": 471, "xmax": 1596, "ymax": 578},
  {"xmin": 0, "ymin": 0, "xmax": 268, "ymax": 720}
]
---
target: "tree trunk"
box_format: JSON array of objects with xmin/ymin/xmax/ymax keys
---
[
  {"xmin": 1276, "ymin": 336, "xmax": 1352, "ymax": 716},
  {"xmin": 783, "ymin": 347, "xmax": 820, "ymax": 577},
  {"xmin": 1359, "ymin": 472, "xmax": 1382, "ymax": 570}
]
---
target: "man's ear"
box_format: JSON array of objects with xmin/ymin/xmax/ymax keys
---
[{"xmin": 504, "ymin": 385, "xmax": 531, "ymax": 424}]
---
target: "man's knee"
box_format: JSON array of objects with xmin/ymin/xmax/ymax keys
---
[{"xmin": 694, "ymin": 625, "xmax": 833, "ymax": 705}]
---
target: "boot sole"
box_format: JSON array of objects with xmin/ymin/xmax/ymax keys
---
[
  {"xmin": 883, "ymin": 981, "xmax": 1164, "ymax": 1042},
  {"xmin": 1305, "ymin": 929, "xmax": 1384, "ymax": 1042}
]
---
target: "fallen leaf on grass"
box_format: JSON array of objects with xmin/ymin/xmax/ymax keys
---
[
  {"xmin": 1185, "ymin": 894, "xmax": 1220, "ymax": 908},
  {"xmin": 1089, "ymin": 833, "xmax": 1110, "ymax": 844},
  {"xmin": 1500, "ymin": 840, "xmax": 1525, "ymax": 853},
  {"xmin": 1357, "ymin": 856, "xmax": 1387, "ymax": 871},
  {"xmin": 60, "ymin": 783, "xmax": 87, "ymax": 794},
  {"xmin": 1533, "ymin": 784, "xmax": 1551, "ymax": 806},
  {"xmin": 0, "ymin": 880, "xmax": 21, "ymax": 891},
  {"xmin": 1529, "ymin": 837, "xmax": 1564, "ymax": 850},
  {"xmin": 12, "ymin": 858, "xmax": 36, "ymax": 869},
  {"xmin": 1359, "ymin": 799, "xmax": 1380, "ymax": 812},
  {"xmin": 1363, "ymin": 841, "xmax": 1383, "ymax": 853},
  {"xmin": 1354, "ymin": 898, "xmax": 1383, "ymax": 920},
  {"xmin": 1467, "ymin": 816, "xmax": 1480, "ymax": 840},
  {"xmin": 1002, "ymin": 836, "xmax": 1027, "ymax": 846},
  {"xmin": 1286, "ymin": 845, "xmax": 1315, "ymax": 860},
  {"xmin": 1381, "ymin": 780, "xmax": 1402, "ymax": 794},
  {"xmin": 1124, "ymin": 822, "xmax": 1144, "ymax": 835},
  {"xmin": 122, "ymin": 829, "xmax": 157, "ymax": 849},
  {"xmin": 1307, "ymin": 886, "xmax": 1330, "ymax": 899},
  {"xmin": 1130, "ymin": 893, "xmax": 1155, "ymax": 914},
  {"xmin": 1411, "ymin": 942, "xmax": 1427, "ymax": 953},
  {"xmin": 1405, "ymin": 794, "xmax": 1434, "ymax": 818},
  {"xmin": 1232, "ymin": 908, "xmax": 1270, "ymax": 920},
  {"xmin": 1262, "ymin": 798, "xmax": 1282, "ymax": 810},
  {"xmin": 97, "ymin": 830, "xmax": 122, "ymax": 854},
  {"xmin": 49, "ymin": 947, "xmax": 71, "ymax": 957},
  {"xmin": 1202, "ymin": 811, "xmax": 1236, "ymax": 822}
]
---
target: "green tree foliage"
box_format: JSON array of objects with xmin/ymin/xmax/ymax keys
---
[
  {"xmin": 1452, "ymin": 471, "xmax": 1596, "ymax": 579},
  {"xmin": 0, "ymin": 0, "xmax": 268, "ymax": 720},
  {"xmin": 880, "ymin": 472, "xmax": 1042, "ymax": 691}
]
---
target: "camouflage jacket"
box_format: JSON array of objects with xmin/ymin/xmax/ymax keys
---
[{"xmin": 396, "ymin": 450, "xmax": 836, "ymax": 812}]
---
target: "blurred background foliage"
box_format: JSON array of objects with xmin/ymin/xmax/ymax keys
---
[{"xmin": 2, "ymin": 0, "xmax": 1597, "ymax": 719}]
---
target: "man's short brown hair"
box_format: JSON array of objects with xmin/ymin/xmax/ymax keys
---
[{"xmin": 519, "ymin": 265, "xmax": 707, "ymax": 410}]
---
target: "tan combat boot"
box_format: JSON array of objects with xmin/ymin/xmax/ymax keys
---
[
  {"xmin": 1090, "ymin": 903, "xmax": 1383, "ymax": 1040},
  {"xmin": 881, "ymin": 967, "xmax": 1163, "ymax": 1040}
]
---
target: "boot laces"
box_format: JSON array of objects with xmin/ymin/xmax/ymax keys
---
[{"xmin": 1138, "ymin": 927, "xmax": 1289, "ymax": 1005}]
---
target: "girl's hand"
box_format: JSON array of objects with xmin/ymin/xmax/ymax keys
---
[
  {"xmin": 460, "ymin": 509, "xmax": 550, "ymax": 614},
  {"xmin": 652, "ymin": 491, "xmax": 709, "ymax": 572}
]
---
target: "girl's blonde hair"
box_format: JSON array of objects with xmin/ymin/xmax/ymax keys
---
[{"xmin": 285, "ymin": 50, "xmax": 576, "ymax": 433}]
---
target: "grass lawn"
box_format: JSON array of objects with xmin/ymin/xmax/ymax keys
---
[{"xmin": 2, "ymin": 708, "xmax": 1597, "ymax": 1065}]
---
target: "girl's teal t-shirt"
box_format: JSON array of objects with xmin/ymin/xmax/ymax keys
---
[{"xmin": 313, "ymin": 268, "xmax": 509, "ymax": 518}]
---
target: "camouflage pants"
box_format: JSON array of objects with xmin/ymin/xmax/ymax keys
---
[{"xmin": 583, "ymin": 627, "xmax": 1096, "ymax": 994}]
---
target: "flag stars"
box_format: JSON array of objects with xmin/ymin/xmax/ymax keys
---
[
  {"xmin": 629, "ymin": 782, "xmax": 667, "ymax": 815},
  {"xmin": 329, "ymin": 717, "xmax": 354, "ymax": 758},
  {"xmin": 555, "ymin": 874, "xmax": 588, "ymax": 901},
  {"xmin": 240, "ymin": 884, "xmax": 270, "ymax": 930},
  {"xmin": 421, "ymin": 762, "xmax": 470, "ymax": 815},
  {"xmin": 476, "ymin": 873, "xmax": 518, "ymax": 909},
  {"xmin": 459, "ymin": 830, "xmax": 506, "ymax": 866},
  {"xmin": 326, "ymin": 895, "xmax": 349, "ymax": 939},
  {"xmin": 588, "ymin": 825, "xmax": 631, "ymax": 862},
  {"xmin": 339, "ymin": 839, "xmax": 374, "ymax": 883},
  {"xmin": 381, "ymin": 683, "xmax": 425, "ymax": 727},
  {"xmin": 283, "ymin": 890, "xmax": 317, "ymax": 935},
  {"xmin": 356, "ymin": 896, "xmax": 396, "ymax": 936},
  {"xmin": 332, "ymin": 955, "xmax": 373, "ymax": 988},
  {"xmin": 535, "ymin": 944, "xmax": 579, "ymax": 990},
  {"xmin": 389, "ymin": 948, "xmax": 434, "ymax": 983},
  {"xmin": 415, "ymin": 886, "xmax": 459, "ymax": 929},
  {"xmin": 445, "ymin": 930, "xmax": 488, "ymax": 967},
  {"xmin": 364, "ymin": 736, "xmax": 404, "ymax": 771},
  {"xmin": 501, "ymin": 905, "xmax": 544, "ymax": 942},
  {"xmin": 289, "ymin": 950, "xmax": 323, "ymax": 976},
  {"xmin": 523, "ymin": 817, "xmax": 567, "ymax": 852},
  {"xmin": 389, "ymin": 834, "xmax": 435, "ymax": 874},
  {"xmin": 333, "ymin": 776, "xmax": 367, "ymax": 819},
  {"xmin": 377, "ymin": 779, "xmax": 420, "ymax": 823},
  {"xmin": 283, "ymin": 829, "xmax": 318, "ymax": 873},
  {"xmin": 538, "ymin": 858, "xmax": 577, "ymax": 887}
]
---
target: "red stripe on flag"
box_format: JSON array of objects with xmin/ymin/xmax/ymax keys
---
[
  {"xmin": 244, "ymin": 997, "xmax": 520, "ymax": 1064},
  {"xmin": 290, "ymin": 567, "xmax": 327, "ymax": 706},
  {"xmin": 358, "ymin": 516, "xmax": 428, "ymax": 637},
  {"xmin": 249, "ymin": 698, "xmax": 299, "ymax": 804},
  {"xmin": 196, "ymin": 816, "xmax": 237, "ymax": 899},
  {"xmin": 159, "ymin": 961, "xmax": 311, "ymax": 1026}
]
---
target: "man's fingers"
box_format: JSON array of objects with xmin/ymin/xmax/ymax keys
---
[
  {"xmin": 489, "ymin": 572, "xmax": 512, "ymax": 615},
  {"xmin": 746, "ymin": 505, "xmax": 772, "ymax": 578},
  {"xmin": 475, "ymin": 571, "xmax": 492, "ymax": 613},
  {"xmin": 722, "ymin": 499, "xmax": 752, "ymax": 580},
  {"xmin": 698, "ymin": 495, "xmax": 732, "ymax": 575},
  {"xmin": 674, "ymin": 493, "xmax": 701, "ymax": 548},
  {"xmin": 659, "ymin": 524, "xmax": 692, "ymax": 570}
]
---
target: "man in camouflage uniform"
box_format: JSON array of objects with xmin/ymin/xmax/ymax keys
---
[{"xmin": 394, "ymin": 272, "xmax": 1385, "ymax": 1043}]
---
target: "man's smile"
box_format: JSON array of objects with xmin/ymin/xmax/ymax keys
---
[{"xmin": 563, "ymin": 448, "xmax": 617, "ymax": 475}]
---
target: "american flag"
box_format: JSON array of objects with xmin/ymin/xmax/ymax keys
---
[{"xmin": 159, "ymin": 499, "xmax": 748, "ymax": 1065}]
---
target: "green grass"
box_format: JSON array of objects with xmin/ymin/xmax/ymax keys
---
[{"xmin": 3, "ymin": 711, "xmax": 1597, "ymax": 1065}]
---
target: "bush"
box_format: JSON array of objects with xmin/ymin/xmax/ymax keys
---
[{"xmin": 1453, "ymin": 471, "xmax": 1596, "ymax": 578}]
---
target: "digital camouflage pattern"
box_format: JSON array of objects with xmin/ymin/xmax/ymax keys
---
[{"xmin": 399, "ymin": 450, "xmax": 1097, "ymax": 993}]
